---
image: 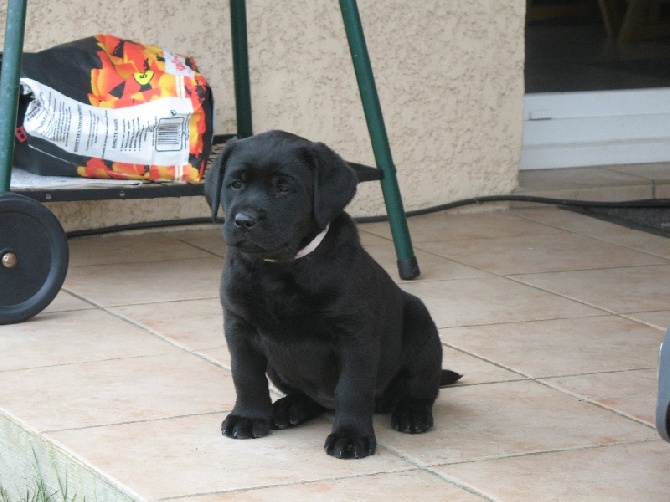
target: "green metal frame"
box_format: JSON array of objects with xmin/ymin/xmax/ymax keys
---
[
  {"xmin": 230, "ymin": 0, "xmax": 253, "ymax": 139},
  {"xmin": 338, "ymin": 0, "xmax": 418, "ymax": 280},
  {"xmin": 0, "ymin": 0, "xmax": 420, "ymax": 279},
  {"xmin": 0, "ymin": 0, "xmax": 26, "ymax": 192},
  {"xmin": 229, "ymin": 0, "xmax": 420, "ymax": 279}
]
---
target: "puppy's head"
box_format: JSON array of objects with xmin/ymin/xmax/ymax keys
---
[{"xmin": 205, "ymin": 130, "xmax": 358, "ymax": 261}]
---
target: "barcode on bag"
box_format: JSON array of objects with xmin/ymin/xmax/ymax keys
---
[{"xmin": 156, "ymin": 117, "xmax": 185, "ymax": 152}]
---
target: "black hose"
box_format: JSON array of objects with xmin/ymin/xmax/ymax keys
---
[
  {"xmin": 356, "ymin": 195, "xmax": 670, "ymax": 223},
  {"xmin": 65, "ymin": 194, "xmax": 670, "ymax": 238}
]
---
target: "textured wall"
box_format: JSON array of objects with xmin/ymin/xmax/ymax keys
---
[{"xmin": 1, "ymin": 0, "xmax": 524, "ymax": 229}]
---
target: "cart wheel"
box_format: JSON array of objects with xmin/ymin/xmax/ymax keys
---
[{"xmin": 0, "ymin": 193, "xmax": 69, "ymax": 324}]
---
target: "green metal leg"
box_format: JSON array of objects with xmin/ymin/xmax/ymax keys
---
[
  {"xmin": 228, "ymin": 0, "xmax": 418, "ymax": 279},
  {"xmin": 339, "ymin": 0, "xmax": 419, "ymax": 279},
  {"xmin": 0, "ymin": 0, "xmax": 27, "ymax": 192},
  {"xmin": 230, "ymin": 0, "xmax": 253, "ymax": 139}
]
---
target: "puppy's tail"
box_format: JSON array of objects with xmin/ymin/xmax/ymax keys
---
[{"xmin": 440, "ymin": 369, "xmax": 463, "ymax": 387}]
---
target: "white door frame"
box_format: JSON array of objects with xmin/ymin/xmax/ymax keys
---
[{"xmin": 520, "ymin": 88, "xmax": 670, "ymax": 169}]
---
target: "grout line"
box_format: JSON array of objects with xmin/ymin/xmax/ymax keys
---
[
  {"xmin": 61, "ymin": 287, "xmax": 220, "ymax": 311},
  {"xmin": 370, "ymin": 442, "xmax": 495, "ymax": 501},
  {"xmin": 502, "ymin": 275, "xmax": 620, "ymax": 315},
  {"xmin": 170, "ymin": 234, "xmax": 226, "ymax": 259},
  {"xmin": 422, "ymin": 468, "xmax": 495, "ymax": 501},
  {"xmin": 619, "ymin": 312, "xmax": 669, "ymax": 331},
  {"xmin": 427, "ymin": 438, "xmax": 661, "ymax": 468},
  {"xmin": 440, "ymin": 343, "xmax": 532, "ymax": 381},
  {"xmin": 535, "ymin": 377, "xmax": 657, "ymax": 430},
  {"xmin": 507, "ymin": 262, "xmax": 670, "ymax": 279},
  {"xmin": 155, "ymin": 467, "xmax": 422, "ymax": 501},
  {"xmin": 42, "ymin": 410, "xmax": 226, "ymax": 434},
  {"xmin": 439, "ymin": 311, "xmax": 610, "ymax": 327},
  {"xmin": 435, "ymin": 311, "xmax": 612, "ymax": 331},
  {"xmin": 504, "ymin": 272, "xmax": 670, "ymax": 331},
  {"xmin": 443, "ymin": 340, "xmax": 656, "ymax": 384},
  {"xmin": 66, "ymin": 253, "xmax": 224, "ymax": 270}
]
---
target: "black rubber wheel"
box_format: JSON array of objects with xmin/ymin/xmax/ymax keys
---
[{"xmin": 0, "ymin": 193, "xmax": 69, "ymax": 324}]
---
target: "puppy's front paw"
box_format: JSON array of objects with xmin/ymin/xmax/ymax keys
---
[
  {"xmin": 324, "ymin": 429, "xmax": 376, "ymax": 459},
  {"xmin": 221, "ymin": 413, "xmax": 270, "ymax": 439},
  {"xmin": 391, "ymin": 398, "xmax": 434, "ymax": 434},
  {"xmin": 273, "ymin": 394, "xmax": 326, "ymax": 430}
]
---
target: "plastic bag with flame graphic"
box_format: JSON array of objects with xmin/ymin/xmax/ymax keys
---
[{"xmin": 12, "ymin": 35, "xmax": 213, "ymax": 182}]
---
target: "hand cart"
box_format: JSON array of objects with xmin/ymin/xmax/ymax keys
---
[{"xmin": 0, "ymin": 0, "xmax": 420, "ymax": 325}]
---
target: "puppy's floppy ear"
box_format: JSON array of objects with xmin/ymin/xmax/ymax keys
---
[
  {"xmin": 204, "ymin": 139, "xmax": 237, "ymax": 220},
  {"xmin": 306, "ymin": 142, "xmax": 358, "ymax": 228}
]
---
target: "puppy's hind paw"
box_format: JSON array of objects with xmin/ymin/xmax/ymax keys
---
[
  {"xmin": 221, "ymin": 413, "xmax": 270, "ymax": 439},
  {"xmin": 272, "ymin": 393, "xmax": 326, "ymax": 430},
  {"xmin": 324, "ymin": 429, "xmax": 376, "ymax": 459},
  {"xmin": 391, "ymin": 398, "xmax": 434, "ymax": 434}
]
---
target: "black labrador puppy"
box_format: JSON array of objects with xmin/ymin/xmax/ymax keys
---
[{"xmin": 205, "ymin": 130, "xmax": 461, "ymax": 459}]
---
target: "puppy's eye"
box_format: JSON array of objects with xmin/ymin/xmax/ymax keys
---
[
  {"xmin": 275, "ymin": 183, "xmax": 290, "ymax": 194},
  {"xmin": 229, "ymin": 180, "xmax": 244, "ymax": 190},
  {"xmin": 272, "ymin": 176, "xmax": 291, "ymax": 195}
]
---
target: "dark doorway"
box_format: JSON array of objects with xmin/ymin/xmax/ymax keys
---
[{"xmin": 525, "ymin": 0, "xmax": 670, "ymax": 93}]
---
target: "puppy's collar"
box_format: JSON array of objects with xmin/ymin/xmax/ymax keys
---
[{"xmin": 264, "ymin": 225, "xmax": 330, "ymax": 262}]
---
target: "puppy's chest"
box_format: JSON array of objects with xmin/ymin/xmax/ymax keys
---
[{"xmin": 228, "ymin": 269, "xmax": 336, "ymax": 335}]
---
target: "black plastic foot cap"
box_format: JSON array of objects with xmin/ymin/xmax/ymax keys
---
[{"xmin": 397, "ymin": 256, "xmax": 420, "ymax": 280}]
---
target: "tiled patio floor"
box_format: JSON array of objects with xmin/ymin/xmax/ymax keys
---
[{"xmin": 1, "ymin": 204, "xmax": 670, "ymax": 500}]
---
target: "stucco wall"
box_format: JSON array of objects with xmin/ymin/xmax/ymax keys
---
[{"xmin": 1, "ymin": 0, "xmax": 524, "ymax": 230}]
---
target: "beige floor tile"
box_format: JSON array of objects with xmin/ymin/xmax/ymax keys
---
[
  {"xmin": 111, "ymin": 298, "xmax": 225, "ymax": 351},
  {"xmin": 417, "ymin": 231, "xmax": 666, "ymax": 275},
  {"xmin": 365, "ymin": 244, "xmax": 490, "ymax": 282},
  {"xmin": 6, "ymin": 207, "xmax": 670, "ymax": 500},
  {"xmin": 48, "ymin": 414, "xmax": 415, "ymax": 500},
  {"xmin": 359, "ymin": 211, "xmax": 561, "ymax": 242},
  {"xmin": 514, "ymin": 265, "xmax": 670, "ymax": 314},
  {"xmin": 0, "ymin": 350, "xmax": 235, "ymax": 431},
  {"xmin": 627, "ymin": 311, "xmax": 670, "ymax": 330},
  {"xmin": 177, "ymin": 470, "xmax": 482, "ymax": 501},
  {"xmin": 373, "ymin": 380, "xmax": 657, "ymax": 467},
  {"xmin": 433, "ymin": 440, "xmax": 670, "ymax": 502},
  {"xmin": 442, "ymin": 346, "xmax": 521, "ymax": 385},
  {"xmin": 400, "ymin": 275, "xmax": 601, "ymax": 328},
  {"xmin": 358, "ymin": 229, "xmax": 393, "ymax": 246},
  {"xmin": 63, "ymin": 255, "xmax": 223, "ymax": 306},
  {"xmin": 197, "ymin": 347, "xmax": 231, "ymax": 369},
  {"xmin": 514, "ymin": 207, "xmax": 635, "ymax": 235},
  {"xmin": 590, "ymin": 229, "xmax": 670, "ymax": 260},
  {"xmin": 441, "ymin": 316, "xmax": 662, "ymax": 378},
  {"xmin": 519, "ymin": 208, "xmax": 670, "ymax": 260},
  {"xmin": 172, "ymin": 227, "xmax": 227, "ymax": 257},
  {"xmin": 42, "ymin": 289, "xmax": 95, "ymax": 313},
  {"xmin": 542, "ymin": 369, "xmax": 657, "ymax": 424},
  {"xmin": 0, "ymin": 309, "xmax": 172, "ymax": 371},
  {"xmin": 67, "ymin": 233, "xmax": 212, "ymax": 267}
]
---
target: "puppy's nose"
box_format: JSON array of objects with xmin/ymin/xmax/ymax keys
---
[{"xmin": 233, "ymin": 210, "xmax": 258, "ymax": 230}]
